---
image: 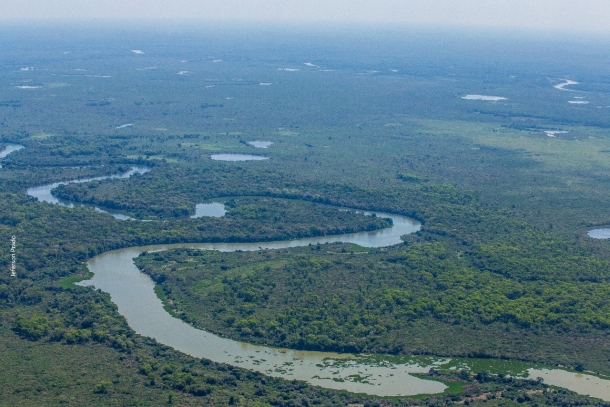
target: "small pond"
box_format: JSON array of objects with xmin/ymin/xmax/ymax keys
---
[
  {"xmin": 211, "ymin": 154, "xmax": 269, "ymax": 161},
  {"xmin": 191, "ymin": 203, "xmax": 227, "ymax": 218},
  {"xmin": 462, "ymin": 94, "xmax": 507, "ymax": 101},
  {"xmin": 247, "ymin": 141, "xmax": 273, "ymax": 148}
]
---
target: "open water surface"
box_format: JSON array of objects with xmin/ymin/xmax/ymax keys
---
[
  {"xmin": 0, "ymin": 144, "xmax": 24, "ymax": 168},
  {"xmin": 211, "ymin": 154, "xmax": 269, "ymax": 161},
  {"xmin": 26, "ymin": 166, "xmax": 150, "ymax": 219},
  {"xmin": 24, "ymin": 168, "xmax": 610, "ymax": 399},
  {"xmin": 191, "ymin": 202, "xmax": 227, "ymax": 218}
]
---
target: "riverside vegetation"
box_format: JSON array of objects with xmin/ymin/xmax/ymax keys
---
[{"xmin": 2, "ymin": 24, "xmax": 610, "ymax": 405}]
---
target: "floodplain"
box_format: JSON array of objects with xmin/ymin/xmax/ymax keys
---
[{"xmin": 1, "ymin": 24, "xmax": 610, "ymax": 405}]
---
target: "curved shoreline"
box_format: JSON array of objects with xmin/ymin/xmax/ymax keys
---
[
  {"xmin": 0, "ymin": 144, "xmax": 24, "ymax": 168},
  {"xmin": 22, "ymin": 169, "xmax": 610, "ymax": 399},
  {"xmin": 79, "ymin": 214, "xmax": 440, "ymax": 397},
  {"xmin": 588, "ymin": 228, "xmax": 610, "ymax": 239},
  {"xmin": 78, "ymin": 219, "xmax": 610, "ymax": 399},
  {"xmin": 26, "ymin": 166, "xmax": 150, "ymax": 219}
]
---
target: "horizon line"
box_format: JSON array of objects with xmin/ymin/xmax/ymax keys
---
[{"xmin": 0, "ymin": 19, "xmax": 609, "ymax": 38}]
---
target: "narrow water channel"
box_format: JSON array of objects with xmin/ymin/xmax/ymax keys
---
[
  {"xmin": 0, "ymin": 144, "xmax": 24, "ymax": 168},
  {"xmin": 26, "ymin": 166, "xmax": 150, "ymax": 219}
]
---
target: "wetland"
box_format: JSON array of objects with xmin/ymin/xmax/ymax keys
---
[{"xmin": 2, "ymin": 24, "xmax": 610, "ymax": 406}]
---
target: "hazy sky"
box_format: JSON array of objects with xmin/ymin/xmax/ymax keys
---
[{"xmin": 2, "ymin": 0, "xmax": 609, "ymax": 34}]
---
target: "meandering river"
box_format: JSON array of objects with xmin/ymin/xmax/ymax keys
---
[
  {"xmin": 80, "ymin": 215, "xmax": 447, "ymax": 397},
  {"xmin": 23, "ymin": 165, "xmax": 610, "ymax": 399},
  {"xmin": 26, "ymin": 166, "xmax": 150, "ymax": 219}
]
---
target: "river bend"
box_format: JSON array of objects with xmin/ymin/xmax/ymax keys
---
[{"xmin": 22, "ymin": 168, "xmax": 610, "ymax": 399}]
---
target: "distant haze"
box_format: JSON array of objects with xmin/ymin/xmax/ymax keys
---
[{"xmin": 1, "ymin": 0, "xmax": 609, "ymax": 34}]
